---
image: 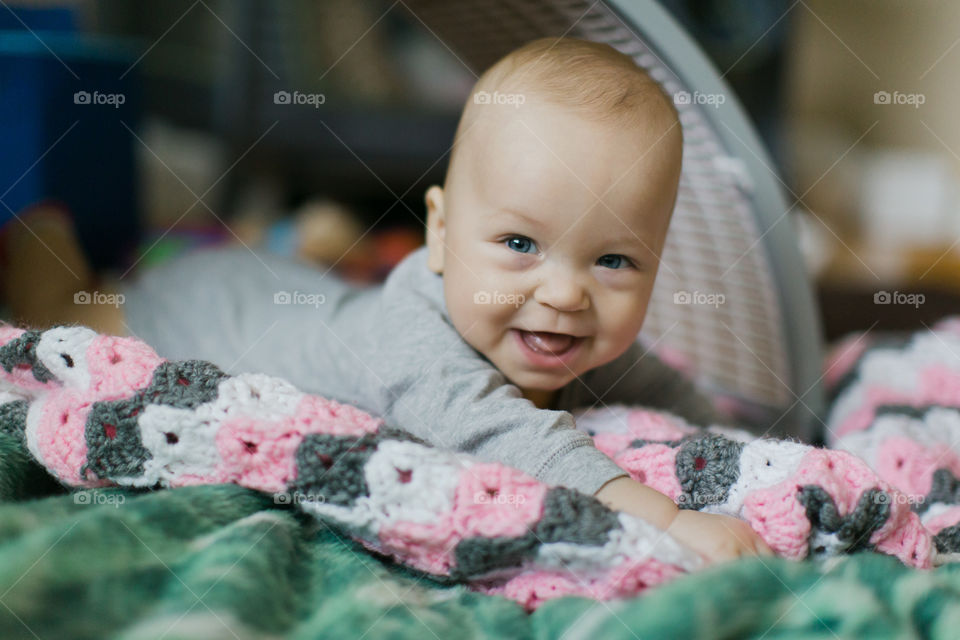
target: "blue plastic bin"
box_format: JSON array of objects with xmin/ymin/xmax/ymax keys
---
[{"xmin": 0, "ymin": 15, "xmax": 143, "ymax": 270}]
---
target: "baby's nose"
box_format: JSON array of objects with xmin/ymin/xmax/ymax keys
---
[{"xmin": 533, "ymin": 276, "xmax": 589, "ymax": 312}]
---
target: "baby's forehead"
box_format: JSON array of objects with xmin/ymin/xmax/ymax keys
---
[
  {"xmin": 457, "ymin": 108, "xmax": 678, "ymax": 235},
  {"xmin": 463, "ymin": 99, "xmax": 680, "ymax": 178},
  {"xmin": 471, "ymin": 84, "xmax": 678, "ymax": 147},
  {"xmin": 474, "ymin": 82, "xmax": 673, "ymax": 125},
  {"xmin": 471, "ymin": 166, "xmax": 672, "ymax": 234}
]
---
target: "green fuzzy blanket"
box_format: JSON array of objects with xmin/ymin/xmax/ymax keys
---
[{"xmin": 3, "ymin": 430, "xmax": 960, "ymax": 640}]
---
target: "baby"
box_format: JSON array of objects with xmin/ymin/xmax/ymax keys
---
[{"xmin": 1, "ymin": 37, "xmax": 771, "ymax": 564}]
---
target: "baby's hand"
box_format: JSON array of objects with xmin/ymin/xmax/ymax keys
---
[{"xmin": 666, "ymin": 510, "xmax": 774, "ymax": 566}]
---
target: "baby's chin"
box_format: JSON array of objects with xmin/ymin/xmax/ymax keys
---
[
  {"xmin": 475, "ymin": 334, "xmax": 598, "ymax": 389},
  {"xmin": 499, "ymin": 364, "xmax": 580, "ymax": 392}
]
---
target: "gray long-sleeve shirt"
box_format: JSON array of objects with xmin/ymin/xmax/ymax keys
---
[{"xmin": 120, "ymin": 244, "xmax": 723, "ymax": 496}]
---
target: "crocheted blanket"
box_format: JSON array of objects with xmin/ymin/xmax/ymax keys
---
[{"xmin": 1, "ymin": 319, "xmax": 960, "ymax": 616}]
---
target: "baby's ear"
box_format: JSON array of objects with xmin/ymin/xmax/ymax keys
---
[{"xmin": 424, "ymin": 185, "xmax": 446, "ymax": 274}]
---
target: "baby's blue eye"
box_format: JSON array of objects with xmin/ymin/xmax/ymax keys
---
[
  {"xmin": 505, "ymin": 236, "xmax": 536, "ymax": 254},
  {"xmin": 597, "ymin": 254, "xmax": 630, "ymax": 269}
]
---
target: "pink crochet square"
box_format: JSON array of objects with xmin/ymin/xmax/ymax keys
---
[
  {"xmin": 743, "ymin": 448, "xmax": 932, "ymax": 567},
  {"xmin": 613, "ymin": 444, "xmax": 683, "ymax": 500},
  {"xmin": 378, "ymin": 515, "xmax": 459, "ymax": 575},
  {"xmin": 452, "ymin": 464, "xmax": 547, "ymax": 539},
  {"xmin": 823, "ymin": 333, "xmax": 873, "ymax": 391},
  {"xmin": 215, "ymin": 415, "xmax": 303, "ymax": 493},
  {"xmin": 0, "ymin": 326, "xmax": 56, "ymax": 393},
  {"xmin": 33, "ymin": 391, "xmax": 95, "ymax": 485},
  {"xmin": 293, "ymin": 395, "xmax": 382, "ymax": 437},
  {"xmin": 86, "ymin": 336, "xmax": 164, "ymax": 398},
  {"xmin": 875, "ymin": 436, "xmax": 960, "ymax": 499},
  {"xmin": 627, "ymin": 410, "xmax": 698, "ymax": 441}
]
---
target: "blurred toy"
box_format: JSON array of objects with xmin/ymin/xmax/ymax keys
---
[
  {"xmin": 231, "ymin": 197, "xmax": 423, "ymax": 284},
  {"xmin": 291, "ymin": 199, "xmax": 371, "ymax": 273}
]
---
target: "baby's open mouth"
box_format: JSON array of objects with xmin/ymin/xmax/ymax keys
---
[{"xmin": 517, "ymin": 330, "xmax": 580, "ymax": 355}]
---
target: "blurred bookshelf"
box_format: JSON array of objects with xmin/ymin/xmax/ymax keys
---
[{"xmin": 86, "ymin": 0, "xmax": 470, "ymax": 229}]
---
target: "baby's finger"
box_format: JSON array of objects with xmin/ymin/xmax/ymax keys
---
[{"xmin": 756, "ymin": 539, "xmax": 775, "ymax": 556}]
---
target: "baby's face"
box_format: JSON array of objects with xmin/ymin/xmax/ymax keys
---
[{"xmin": 426, "ymin": 98, "xmax": 682, "ymax": 407}]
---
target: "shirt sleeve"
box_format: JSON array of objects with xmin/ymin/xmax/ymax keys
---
[
  {"xmin": 581, "ymin": 338, "xmax": 729, "ymax": 427},
  {"xmin": 363, "ymin": 289, "xmax": 628, "ymax": 497}
]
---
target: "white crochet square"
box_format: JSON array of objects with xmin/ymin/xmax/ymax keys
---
[
  {"xmin": 912, "ymin": 333, "xmax": 960, "ymax": 369},
  {"xmin": 36, "ymin": 326, "xmax": 97, "ymax": 390},
  {"xmin": 211, "ymin": 373, "xmax": 303, "ymax": 420},
  {"xmin": 858, "ymin": 349, "xmax": 922, "ymax": 392},
  {"xmin": 610, "ymin": 512, "xmax": 704, "ymax": 572},
  {"xmin": 299, "ymin": 496, "xmax": 380, "ymax": 539},
  {"xmin": 707, "ymin": 424, "xmax": 756, "ymax": 443},
  {"xmin": 536, "ymin": 511, "xmax": 703, "ymax": 574},
  {"xmin": 23, "ymin": 395, "xmax": 53, "ymax": 468},
  {"xmin": 364, "ymin": 439, "xmax": 466, "ymax": 525},
  {"xmin": 701, "ymin": 438, "xmax": 810, "ymax": 517},
  {"xmin": 571, "ymin": 405, "xmax": 635, "ymax": 435},
  {"xmin": 836, "ymin": 408, "xmax": 960, "ymax": 469},
  {"xmin": 137, "ymin": 403, "xmax": 221, "ymax": 485},
  {"xmin": 0, "ymin": 389, "xmax": 30, "ymax": 405},
  {"xmin": 920, "ymin": 501, "xmax": 960, "ymax": 526}
]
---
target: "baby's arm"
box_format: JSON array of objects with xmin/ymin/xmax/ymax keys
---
[
  {"xmin": 586, "ymin": 343, "xmax": 774, "ymax": 562},
  {"xmin": 594, "ymin": 476, "xmax": 773, "ymax": 564},
  {"xmin": 593, "ymin": 474, "xmax": 678, "ymax": 528},
  {"xmin": 370, "ymin": 323, "xmax": 772, "ymax": 562},
  {"xmin": 374, "ymin": 348, "xmax": 630, "ymax": 497},
  {"xmin": 368, "ymin": 314, "xmax": 769, "ymax": 563},
  {"xmin": 364, "ymin": 294, "xmax": 630, "ymax": 496}
]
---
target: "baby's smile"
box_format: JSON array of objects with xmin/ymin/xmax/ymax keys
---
[{"xmin": 512, "ymin": 329, "xmax": 586, "ymax": 367}]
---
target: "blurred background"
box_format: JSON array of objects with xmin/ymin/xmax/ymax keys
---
[{"xmin": 1, "ymin": 0, "xmax": 959, "ymax": 342}]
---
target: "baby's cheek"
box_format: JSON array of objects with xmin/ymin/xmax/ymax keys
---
[
  {"xmin": 447, "ymin": 300, "xmax": 500, "ymax": 363},
  {"xmin": 446, "ymin": 269, "xmax": 493, "ymax": 320},
  {"xmin": 588, "ymin": 332, "xmax": 634, "ymax": 371}
]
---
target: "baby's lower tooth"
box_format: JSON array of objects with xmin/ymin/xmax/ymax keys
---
[{"xmin": 526, "ymin": 332, "xmax": 572, "ymax": 353}]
